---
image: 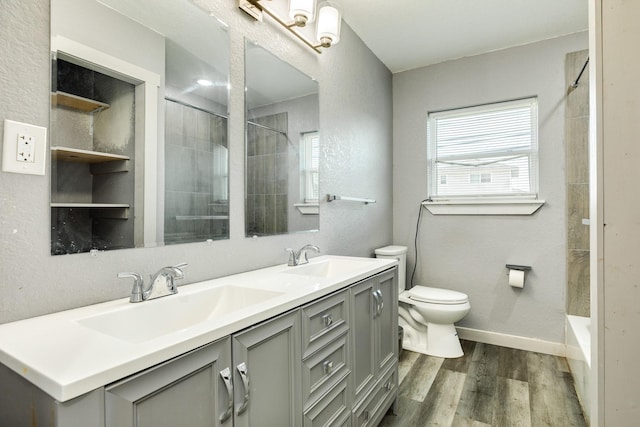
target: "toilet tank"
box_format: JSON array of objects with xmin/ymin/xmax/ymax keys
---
[{"xmin": 374, "ymin": 245, "xmax": 407, "ymax": 294}]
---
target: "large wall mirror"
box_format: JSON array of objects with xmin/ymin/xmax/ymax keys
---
[
  {"xmin": 245, "ymin": 40, "xmax": 320, "ymax": 237},
  {"xmin": 50, "ymin": 0, "xmax": 229, "ymax": 255}
]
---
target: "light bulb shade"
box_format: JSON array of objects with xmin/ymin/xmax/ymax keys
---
[
  {"xmin": 289, "ymin": 0, "xmax": 316, "ymax": 26},
  {"xmin": 316, "ymin": 1, "xmax": 341, "ymax": 47}
]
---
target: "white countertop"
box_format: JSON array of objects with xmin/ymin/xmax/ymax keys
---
[{"xmin": 0, "ymin": 255, "xmax": 396, "ymax": 402}]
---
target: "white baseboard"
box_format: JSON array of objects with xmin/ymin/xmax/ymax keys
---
[{"xmin": 456, "ymin": 327, "xmax": 566, "ymax": 357}]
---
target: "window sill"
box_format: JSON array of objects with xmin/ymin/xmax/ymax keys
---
[
  {"xmin": 422, "ymin": 199, "xmax": 545, "ymax": 215},
  {"xmin": 294, "ymin": 203, "xmax": 319, "ymax": 215}
]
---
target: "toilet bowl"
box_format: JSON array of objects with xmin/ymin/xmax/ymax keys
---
[
  {"xmin": 374, "ymin": 245, "xmax": 471, "ymax": 358},
  {"xmin": 399, "ymin": 286, "xmax": 470, "ymax": 358}
]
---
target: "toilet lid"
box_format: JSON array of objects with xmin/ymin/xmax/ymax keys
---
[{"xmin": 406, "ymin": 286, "xmax": 468, "ymax": 305}]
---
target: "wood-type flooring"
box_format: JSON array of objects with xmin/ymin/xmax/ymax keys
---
[{"xmin": 379, "ymin": 340, "xmax": 587, "ymax": 427}]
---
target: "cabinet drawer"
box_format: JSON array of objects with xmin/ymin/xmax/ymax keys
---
[
  {"xmin": 303, "ymin": 333, "xmax": 350, "ymax": 407},
  {"xmin": 352, "ymin": 364, "xmax": 397, "ymax": 427},
  {"xmin": 303, "ymin": 374, "xmax": 350, "ymax": 427},
  {"xmin": 302, "ymin": 290, "xmax": 349, "ymax": 357}
]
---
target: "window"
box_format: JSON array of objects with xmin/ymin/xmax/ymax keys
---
[
  {"xmin": 469, "ymin": 173, "xmax": 492, "ymax": 184},
  {"xmin": 301, "ymin": 131, "xmax": 319, "ymax": 202},
  {"xmin": 427, "ymin": 98, "xmax": 538, "ymax": 200}
]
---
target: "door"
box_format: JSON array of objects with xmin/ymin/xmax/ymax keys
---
[
  {"xmin": 105, "ymin": 337, "xmax": 233, "ymax": 427},
  {"xmin": 351, "ymin": 269, "xmax": 398, "ymax": 406},
  {"xmin": 350, "ymin": 278, "xmax": 376, "ymax": 403},
  {"xmin": 232, "ymin": 309, "xmax": 302, "ymax": 427},
  {"xmin": 375, "ymin": 269, "xmax": 398, "ymax": 374}
]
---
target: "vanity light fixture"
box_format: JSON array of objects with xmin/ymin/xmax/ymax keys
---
[{"xmin": 238, "ymin": 0, "xmax": 341, "ymax": 53}]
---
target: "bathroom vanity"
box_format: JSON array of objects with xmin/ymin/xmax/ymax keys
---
[{"xmin": 0, "ymin": 256, "xmax": 398, "ymax": 427}]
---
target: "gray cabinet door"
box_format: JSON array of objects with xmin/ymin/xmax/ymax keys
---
[
  {"xmin": 351, "ymin": 268, "xmax": 399, "ymax": 408},
  {"xmin": 375, "ymin": 269, "xmax": 398, "ymax": 374},
  {"xmin": 232, "ymin": 309, "xmax": 302, "ymax": 427},
  {"xmin": 105, "ymin": 337, "xmax": 233, "ymax": 427},
  {"xmin": 350, "ymin": 278, "xmax": 376, "ymax": 403}
]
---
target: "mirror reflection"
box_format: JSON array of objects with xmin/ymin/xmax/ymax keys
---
[
  {"xmin": 50, "ymin": 0, "xmax": 230, "ymax": 254},
  {"xmin": 163, "ymin": 38, "xmax": 229, "ymax": 245},
  {"xmin": 245, "ymin": 40, "xmax": 320, "ymax": 237}
]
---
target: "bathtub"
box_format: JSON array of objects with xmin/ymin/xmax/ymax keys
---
[{"xmin": 566, "ymin": 315, "xmax": 591, "ymax": 424}]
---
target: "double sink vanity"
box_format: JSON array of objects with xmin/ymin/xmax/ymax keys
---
[{"xmin": 0, "ymin": 255, "xmax": 399, "ymax": 427}]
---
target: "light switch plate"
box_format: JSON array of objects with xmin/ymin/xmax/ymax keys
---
[{"xmin": 2, "ymin": 119, "xmax": 47, "ymax": 175}]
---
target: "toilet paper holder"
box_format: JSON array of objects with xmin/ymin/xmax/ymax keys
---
[
  {"xmin": 506, "ymin": 264, "xmax": 531, "ymax": 288},
  {"xmin": 505, "ymin": 264, "xmax": 532, "ymax": 272}
]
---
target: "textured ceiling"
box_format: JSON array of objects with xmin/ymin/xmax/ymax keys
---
[{"xmin": 340, "ymin": 0, "xmax": 589, "ymax": 73}]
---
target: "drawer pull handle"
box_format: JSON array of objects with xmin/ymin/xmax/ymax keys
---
[
  {"xmin": 385, "ymin": 381, "xmax": 393, "ymax": 391},
  {"xmin": 219, "ymin": 367, "xmax": 233, "ymax": 423},
  {"xmin": 236, "ymin": 362, "xmax": 250, "ymax": 415},
  {"xmin": 323, "ymin": 360, "xmax": 334, "ymax": 374},
  {"xmin": 322, "ymin": 313, "xmax": 333, "ymax": 327}
]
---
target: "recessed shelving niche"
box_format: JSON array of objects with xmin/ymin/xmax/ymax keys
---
[{"xmin": 51, "ymin": 58, "xmax": 137, "ymax": 255}]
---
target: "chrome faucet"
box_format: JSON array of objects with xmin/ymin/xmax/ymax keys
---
[
  {"xmin": 118, "ymin": 262, "xmax": 187, "ymax": 303},
  {"xmin": 285, "ymin": 244, "xmax": 320, "ymax": 266}
]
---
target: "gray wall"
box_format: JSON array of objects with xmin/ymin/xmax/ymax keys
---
[
  {"xmin": 0, "ymin": 0, "xmax": 393, "ymax": 324},
  {"xmin": 393, "ymin": 32, "xmax": 588, "ymax": 344}
]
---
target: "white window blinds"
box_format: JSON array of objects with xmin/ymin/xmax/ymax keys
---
[{"xmin": 427, "ymin": 98, "xmax": 538, "ymax": 200}]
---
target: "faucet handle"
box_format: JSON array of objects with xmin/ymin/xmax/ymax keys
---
[
  {"xmin": 285, "ymin": 248, "xmax": 296, "ymax": 266},
  {"xmin": 161, "ymin": 263, "xmax": 187, "ymax": 294},
  {"xmin": 118, "ymin": 272, "xmax": 144, "ymax": 303},
  {"xmin": 172, "ymin": 262, "xmax": 188, "ymax": 279}
]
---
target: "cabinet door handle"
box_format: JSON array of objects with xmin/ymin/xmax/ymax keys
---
[
  {"xmin": 236, "ymin": 362, "xmax": 250, "ymax": 415},
  {"xmin": 322, "ymin": 313, "xmax": 333, "ymax": 327},
  {"xmin": 376, "ymin": 289, "xmax": 384, "ymax": 316},
  {"xmin": 219, "ymin": 367, "xmax": 233, "ymax": 423},
  {"xmin": 372, "ymin": 290, "xmax": 382, "ymax": 317},
  {"xmin": 322, "ymin": 360, "xmax": 334, "ymax": 375}
]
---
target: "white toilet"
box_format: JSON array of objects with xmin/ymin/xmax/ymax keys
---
[{"xmin": 375, "ymin": 245, "xmax": 471, "ymax": 358}]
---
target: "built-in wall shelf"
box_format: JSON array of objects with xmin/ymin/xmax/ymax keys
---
[
  {"xmin": 51, "ymin": 147, "xmax": 130, "ymax": 164},
  {"xmin": 51, "ymin": 58, "xmax": 138, "ymax": 255},
  {"xmin": 51, "ymin": 203, "xmax": 130, "ymax": 208},
  {"xmin": 51, "ymin": 91, "xmax": 110, "ymax": 113},
  {"xmin": 51, "ymin": 203, "xmax": 130, "ymax": 220}
]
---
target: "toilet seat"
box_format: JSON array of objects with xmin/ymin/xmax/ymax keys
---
[{"xmin": 405, "ymin": 286, "xmax": 468, "ymax": 305}]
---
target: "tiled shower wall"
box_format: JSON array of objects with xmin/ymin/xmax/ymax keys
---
[
  {"xmin": 566, "ymin": 49, "xmax": 590, "ymax": 317},
  {"xmin": 246, "ymin": 112, "xmax": 289, "ymax": 236},
  {"xmin": 164, "ymin": 99, "xmax": 229, "ymax": 244}
]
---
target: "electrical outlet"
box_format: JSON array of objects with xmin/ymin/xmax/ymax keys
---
[
  {"xmin": 17, "ymin": 133, "xmax": 36, "ymax": 163},
  {"xmin": 2, "ymin": 119, "xmax": 47, "ymax": 175}
]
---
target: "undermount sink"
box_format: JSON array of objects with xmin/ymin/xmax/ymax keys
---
[
  {"xmin": 283, "ymin": 257, "xmax": 378, "ymax": 278},
  {"xmin": 76, "ymin": 285, "xmax": 283, "ymax": 343}
]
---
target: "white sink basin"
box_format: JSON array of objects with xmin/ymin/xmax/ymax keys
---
[
  {"xmin": 283, "ymin": 257, "xmax": 379, "ymax": 278},
  {"xmin": 77, "ymin": 285, "xmax": 283, "ymax": 343}
]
